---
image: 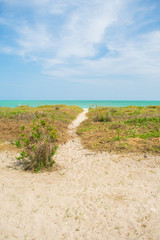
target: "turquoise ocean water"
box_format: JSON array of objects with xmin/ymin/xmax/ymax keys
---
[{"xmin": 0, "ymin": 100, "xmax": 160, "ymax": 108}]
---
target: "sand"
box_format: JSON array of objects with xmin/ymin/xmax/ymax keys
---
[{"xmin": 0, "ymin": 109, "xmax": 160, "ymax": 240}]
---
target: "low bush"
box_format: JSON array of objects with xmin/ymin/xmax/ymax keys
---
[
  {"xmin": 15, "ymin": 115, "xmax": 58, "ymax": 172},
  {"xmin": 93, "ymin": 111, "xmax": 112, "ymax": 122}
]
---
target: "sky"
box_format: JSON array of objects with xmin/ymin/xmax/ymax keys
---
[{"xmin": 0, "ymin": 0, "xmax": 160, "ymax": 100}]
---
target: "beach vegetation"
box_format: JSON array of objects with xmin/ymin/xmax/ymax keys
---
[
  {"xmin": 15, "ymin": 116, "xmax": 58, "ymax": 172},
  {"xmin": 0, "ymin": 105, "xmax": 82, "ymax": 155},
  {"xmin": 77, "ymin": 105, "xmax": 160, "ymax": 154},
  {"xmin": 0, "ymin": 105, "xmax": 82, "ymax": 142}
]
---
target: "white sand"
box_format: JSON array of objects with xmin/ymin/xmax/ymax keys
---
[{"xmin": 0, "ymin": 109, "xmax": 160, "ymax": 240}]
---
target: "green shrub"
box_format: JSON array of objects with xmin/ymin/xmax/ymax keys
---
[
  {"xmin": 93, "ymin": 112, "xmax": 112, "ymax": 122},
  {"xmin": 16, "ymin": 115, "xmax": 58, "ymax": 172},
  {"xmin": 125, "ymin": 116, "xmax": 160, "ymax": 125},
  {"xmin": 138, "ymin": 130, "xmax": 160, "ymax": 139}
]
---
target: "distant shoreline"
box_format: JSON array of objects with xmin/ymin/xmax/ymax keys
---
[{"xmin": 0, "ymin": 100, "xmax": 160, "ymax": 108}]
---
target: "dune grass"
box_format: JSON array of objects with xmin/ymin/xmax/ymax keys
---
[
  {"xmin": 0, "ymin": 105, "xmax": 83, "ymax": 146},
  {"xmin": 77, "ymin": 105, "xmax": 160, "ymax": 154}
]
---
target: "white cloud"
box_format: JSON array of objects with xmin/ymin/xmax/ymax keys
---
[
  {"xmin": 0, "ymin": 0, "xmax": 160, "ymax": 85},
  {"xmin": 42, "ymin": 29, "xmax": 160, "ymax": 85},
  {"xmin": 15, "ymin": 24, "xmax": 53, "ymax": 56},
  {"xmin": 57, "ymin": 0, "xmax": 125, "ymax": 58},
  {"xmin": 1, "ymin": 0, "xmax": 126, "ymax": 58},
  {"xmin": 0, "ymin": 45, "xmax": 13, "ymax": 54}
]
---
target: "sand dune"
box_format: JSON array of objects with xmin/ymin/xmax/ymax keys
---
[{"xmin": 0, "ymin": 109, "xmax": 160, "ymax": 240}]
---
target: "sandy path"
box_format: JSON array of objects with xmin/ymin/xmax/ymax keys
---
[{"xmin": 0, "ymin": 109, "xmax": 160, "ymax": 240}]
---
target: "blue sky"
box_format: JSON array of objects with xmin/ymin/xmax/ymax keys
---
[{"xmin": 0, "ymin": 0, "xmax": 160, "ymax": 100}]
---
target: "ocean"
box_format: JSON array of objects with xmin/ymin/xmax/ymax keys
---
[{"xmin": 0, "ymin": 100, "xmax": 160, "ymax": 108}]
